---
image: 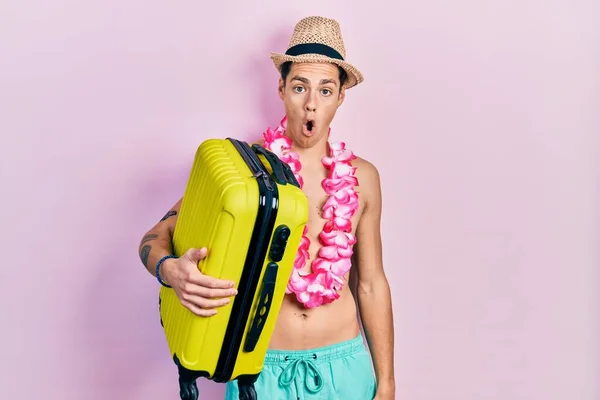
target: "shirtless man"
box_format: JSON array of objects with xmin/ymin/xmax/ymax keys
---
[{"xmin": 138, "ymin": 16, "xmax": 395, "ymax": 399}]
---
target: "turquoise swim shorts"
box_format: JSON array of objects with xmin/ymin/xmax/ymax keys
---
[{"xmin": 224, "ymin": 333, "xmax": 377, "ymax": 400}]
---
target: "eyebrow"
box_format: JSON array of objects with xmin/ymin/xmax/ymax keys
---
[
  {"xmin": 291, "ymin": 75, "xmax": 338, "ymax": 87},
  {"xmin": 319, "ymin": 78, "xmax": 337, "ymax": 86}
]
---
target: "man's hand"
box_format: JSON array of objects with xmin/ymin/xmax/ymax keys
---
[
  {"xmin": 373, "ymin": 376, "xmax": 395, "ymax": 399},
  {"xmin": 373, "ymin": 385, "xmax": 395, "ymax": 400},
  {"xmin": 161, "ymin": 247, "xmax": 238, "ymax": 316}
]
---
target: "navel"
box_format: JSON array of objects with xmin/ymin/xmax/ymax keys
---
[{"xmin": 294, "ymin": 312, "xmax": 308, "ymax": 320}]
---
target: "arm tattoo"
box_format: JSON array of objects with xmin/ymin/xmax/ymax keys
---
[
  {"xmin": 140, "ymin": 245, "xmax": 151, "ymax": 267},
  {"xmin": 160, "ymin": 210, "xmax": 177, "ymax": 222},
  {"xmin": 140, "ymin": 233, "xmax": 158, "ymax": 245}
]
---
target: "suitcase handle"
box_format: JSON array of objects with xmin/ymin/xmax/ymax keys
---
[
  {"xmin": 251, "ymin": 144, "xmax": 300, "ymax": 188},
  {"xmin": 243, "ymin": 261, "xmax": 278, "ymax": 352}
]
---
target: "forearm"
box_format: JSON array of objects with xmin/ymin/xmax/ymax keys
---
[
  {"xmin": 138, "ymin": 227, "xmax": 174, "ymax": 278},
  {"xmin": 138, "ymin": 207, "xmax": 181, "ymax": 278},
  {"xmin": 138, "ymin": 202, "xmax": 181, "ymax": 279},
  {"xmin": 357, "ymin": 275, "xmax": 395, "ymax": 389}
]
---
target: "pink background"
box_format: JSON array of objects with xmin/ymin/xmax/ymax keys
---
[{"xmin": 1, "ymin": 1, "xmax": 598, "ymax": 399}]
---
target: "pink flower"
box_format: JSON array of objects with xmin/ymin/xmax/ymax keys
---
[
  {"xmin": 321, "ymin": 192, "xmax": 359, "ymax": 224},
  {"xmin": 322, "ymin": 142, "xmax": 344, "ymax": 162},
  {"xmin": 322, "ymin": 221, "xmax": 339, "ymax": 234},
  {"xmin": 264, "ymin": 124, "xmax": 291, "ymax": 147},
  {"xmin": 337, "ymin": 149, "xmax": 356, "ymax": 163},
  {"xmin": 330, "ymin": 258, "xmax": 352, "ymax": 276},
  {"xmin": 322, "ymin": 176, "xmax": 359, "ymax": 192},
  {"xmin": 293, "ymin": 253, "xmax": 308, "ymax": 270},
  {"xmin": 286, "ymin": 151, "xmax": 299, "ymax": 161},
  {"xmin": 262, "ymin": 127, "xmax": 275, "ymax": 141},
  {"xmin": 279, "ymin": 115, "xmax": 288, "ymax": 129},
  {"xmin": 294, "ymin": 271, "xmax": 341, "ymax": 308},
  {"xmin": 335, "ymin": 189, "xmax": 358, "ymax": 204},
  {"xmin": 293, "ymin": 234, "xmax": 310, "ymax": 269},
  {"xmin": 332, "ymin": 216, "xmax": 352, "ymax": 231},
  {"xmin": 321, "ymin": 204, "xmax": 334, "ymax": 219},
  {"xmin": 331, "ymin": 273, "xmax": 345, "ymax": 287},
  {"xmin": 322, "ymin": 141, "xmax": 357, "ymax": 166},
  {"xmin": 287, "ymin": 269, "xmax": 309, "ymax": 292},
  {"xmin": 322, "ymin": 206, "xmax": 355, "ymax": 228},
  {"xmin": 337, "ymin": 245, "xmax": 354, "ymax": 258},
  {"xmin": 317, "ymin": 244, "xmax": 354, "ymax": 260},
  {"xmin": 266, "ymin": 137, "xmax": 290, "ymax": 155},
  {"xmin": 335, "ymin": 204, "xmax": 355, "ymax": 219},
  {"xmin": 321, "ymin": 288, "xmax": 340, "ymax": 304},
  {"xmin": 318, "ymin": 230, "xmax": 335, "ymax": 246},
  {"xmin": 280, "ymin": 153, "xmax": 301, "ymax": 173},
  {"xmin": 297, "ymin": 291, "xmax": 323, "ymax": 308},
  {"xmin": 319, "ymin": 230, "xmax": 356, "ymax": 248},
  {"xmin": 308, "ymin": 272, "xmax": 334, "ymax": 292},
  {"xmin": 322, "ymin": 193, "xmax": 343, "ymax": 210},
  {"xmin": 329, "ymin": 162, "xmax": 356, "ymax": 179},
  {"xmin": 312, "ymin": 258, "xmax": 331, "ymax": 273},
  {"xmin": 329, "ymin": 141, "xmax": 346, "ymax": 153},
  {"xmin": 318, "ymin": 246, "xmax": 341, "ymax": 260}
]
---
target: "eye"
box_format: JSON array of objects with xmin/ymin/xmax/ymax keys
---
[
  {"xmin": 293, "ymin": 86, "xmax": 305, "ymax": 93},
  {"xmin": 321, "ymin": 88, "xmax": 332, "ymax": 96}
]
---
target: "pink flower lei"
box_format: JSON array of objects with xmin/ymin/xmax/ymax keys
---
[{"xmin": 262, "ymin": 116, "xmax": 359, "ymax": 309}]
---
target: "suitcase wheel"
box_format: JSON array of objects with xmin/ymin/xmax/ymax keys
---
[
  {"xmin": 238, "ymin": 383, "xmax": 257, "ymax": 400},
  {"xmin": 237, "ymin": 375, "xmax": 258, "ymax": 400},
  {"xmin": 173, "ymin": 354, "xmax": 209, "ymax": 400},
  {"xmin": 178, "ymin": 380, "xmax": 198, "ymax": 400}
]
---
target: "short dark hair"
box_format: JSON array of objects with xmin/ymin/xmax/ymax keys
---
[{"xmin": 280, "ymin": 61, "xmax": 348, "ymax": 89}]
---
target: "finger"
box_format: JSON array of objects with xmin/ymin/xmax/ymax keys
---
[
  {"xmin": 184, "ymin": 294, "xmax": 232, "ymax": 309},
  {"xmin": 193, "ymin": 273, "xmax": 236, "ymax": 289},
  {"xmin": 184, "ymin": 284, "xmax": 237, "ymax": 299},
  {"xmin": 184, "ymin": 268, "xmax": 236, "ymax": 289},
  {"xmin": 184, "ymin": 247, "xmax": 208, "ymax": 263},
  {"xmin": 182, "ymin": 301, "xmax": 218, "ymax": 317}
]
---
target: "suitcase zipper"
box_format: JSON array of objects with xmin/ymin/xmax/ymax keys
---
[
  {"xmin": 253, "ymin": 170, "xmax": 273, "ymax": 192},
  {"xmin": 216, "ymin": 139, "xmax": 279, "ymax": 382}
]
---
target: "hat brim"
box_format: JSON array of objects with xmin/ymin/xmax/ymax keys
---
[{"xmin": 270, "ymin": 52, "xmax": 363, "ymax": 89}]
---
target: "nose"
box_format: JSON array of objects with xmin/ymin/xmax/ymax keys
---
[{"xmin": 305, "ymin": 91, "xmax": 317, "ymax": 112}]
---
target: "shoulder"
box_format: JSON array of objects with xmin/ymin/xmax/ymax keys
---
[
  {"xmin": 353, "ymin": 156, "xmax": 380, "ymax": 180},
  {"xmin": 353, "ymin": 155, "xmax": 381, "ymax": 190},
  {"xmin": 352, "ymin": 155, "xmax": 382, "ymax": 209}
]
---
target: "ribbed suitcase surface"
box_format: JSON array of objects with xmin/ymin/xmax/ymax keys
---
[{"xmin": 158, "ymin": 138, "xmax": 308, "ymax": 399}]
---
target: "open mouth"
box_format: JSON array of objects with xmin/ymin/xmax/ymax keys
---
[{"xmin": 306, "ymin": 120, "xmax": 314, "ymax": 132}]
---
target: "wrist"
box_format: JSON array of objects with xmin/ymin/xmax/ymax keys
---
[
  {"xmin": 376, "ymin": 377, "xmax": 395, "ymax": 392},
  {"xmin": 156, "ymin": 255, "xmax": 177, "ymax": 287}
]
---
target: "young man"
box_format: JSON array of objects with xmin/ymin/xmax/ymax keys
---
[{"xmin": 139, "ymin": 16, "xmax": 395, "ymax": 400}]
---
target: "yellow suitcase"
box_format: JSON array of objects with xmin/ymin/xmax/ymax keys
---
[{"xmin": 158, "ymin": 138, "xmax": 308, "ymax": 400}]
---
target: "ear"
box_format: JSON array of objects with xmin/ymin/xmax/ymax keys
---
[
  {"xmin": 337, "ymin": 86, "xmax": 346, "ymax": 106},
  {"xmin": 278, "ymin": 78, "xmax": 285, "ymax": 100}
]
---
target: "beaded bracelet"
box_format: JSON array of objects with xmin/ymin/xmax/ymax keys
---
[{"xmin": 155, "ymin": 254, "xmax": 177, "ymax": 288}]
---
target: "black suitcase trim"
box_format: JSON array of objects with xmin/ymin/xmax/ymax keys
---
[{"xmin": 211, "ymin": 138, "xmax": 281, "ymax": 383}]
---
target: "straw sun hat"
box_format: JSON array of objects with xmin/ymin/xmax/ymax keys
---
[{"xmin": 270, "ymin": 16, "xmax": 364, "ymax": 89}]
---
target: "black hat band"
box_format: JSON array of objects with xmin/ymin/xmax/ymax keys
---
[{"xmin": 285, "ymin": 43, "xmax": 344, "ymax": 61}]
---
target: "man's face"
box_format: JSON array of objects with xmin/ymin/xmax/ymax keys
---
[{"xmin": 278, "ymin": 62, "xmax": 345, "ymax": 148}]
